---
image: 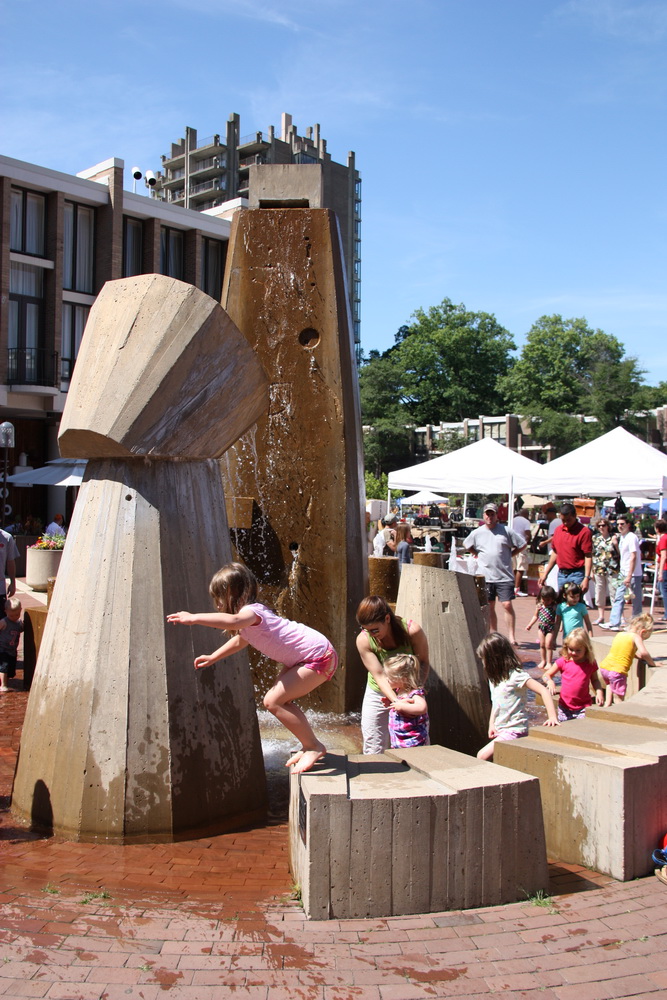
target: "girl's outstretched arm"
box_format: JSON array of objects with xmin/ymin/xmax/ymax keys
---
[
  {"xmin": 526, "ymin": 677, "xmax": 560, "ymax": 726},
  {"xmin": 633, "ymin": 633, "xmax": 657, "ymax": 668},
  {"xmin": 194, "ymin": 633, "xmax": 250, "ymax": 670},
  {"xmin": 582, "ymin": 610, "xmax": 593, "ymax": 635},
  {"xmin": 392, "ymin": 693, "xmax": 428, "ymax": 717},
  {"xmin": 167, "ymin": 607, "xmax": 259, "ymax": 630},
  {"xmin": 525, "ymin": 613, "xmax": 538, "ymax": 630}
]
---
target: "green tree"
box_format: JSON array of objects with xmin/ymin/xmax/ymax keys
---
[{"xmin": 390, "ymin": 300, "xmax": 515, "ymax": 424}]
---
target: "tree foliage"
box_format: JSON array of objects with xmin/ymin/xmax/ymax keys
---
[
  {"xmin": 389, "ymin": 300, "xmax": 515, "ymax": 424},
  {"xmin": 499, "ymin": 315, "xmax": 647, "ymax": 432}
]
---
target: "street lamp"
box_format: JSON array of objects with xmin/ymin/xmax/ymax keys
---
[{"xmin": 0, "ymin": 422, "xmax": 15, "ymax": 528}]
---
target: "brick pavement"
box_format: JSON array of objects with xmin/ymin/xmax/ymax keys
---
[{"xmin": 1, "ymin": 584, "xmax": 666, "ymax": 999}]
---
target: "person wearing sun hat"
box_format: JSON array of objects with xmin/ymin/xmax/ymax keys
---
[{"xmin": 464, "ymin": 502, "xmax": 527, "ymax": 646}]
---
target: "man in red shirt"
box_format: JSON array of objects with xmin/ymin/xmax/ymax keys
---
[{"xmin": 538, "ymin": 502, "xmax": 593, "ymax": 593}]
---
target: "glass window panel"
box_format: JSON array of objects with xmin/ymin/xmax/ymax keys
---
[
  {"xmin": 10, "ymin": 263, "xmax": 43, "ymax": 297},
  {"xmin": 74, "ymin": 305, "xmax": 89, "ymax": 354},
  {"xmin": 75, "ymin": 206, "xmax": 94, "ymax": 292},
  {"xmin": 25, "ymin": 193, "xmax": 45, "ymax": 255},
  {"xmin": 10, "ymin": 190, "xmax": 23, "ymax": 250},
  {"xmin": 169, "ymin": 230, "xmax": 183, "ymax": 279},
  {"xmin": 8, "ymin": 301, "xmax": 19, "ymax": 350},
  {"xmin": 25, "ymin": 303, "xmax": 40, "ymax": 350},
  {"xmin": 63, "ymin": 203, "xmax": 74, "ymax": 289},
  {"xmin": 123, "ymin": 218, "xmax": 143, "ymax": 277}
]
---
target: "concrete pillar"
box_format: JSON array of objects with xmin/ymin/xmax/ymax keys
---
[
  {"xmin": 221, "ymin": 208, "xmax": 367, "ymax": 713},
  {"xmin": 396, "ymin": 565, "xmax": 491, "ymax": 755}
]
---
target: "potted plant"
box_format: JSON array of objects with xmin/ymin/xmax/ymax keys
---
[{"xmin": 25, "ymin": 533, "xmax": 66, "ymax": 592}]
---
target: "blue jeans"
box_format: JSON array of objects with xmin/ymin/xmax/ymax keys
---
[
  {"xmin": 609, "ymin": 575, "xmax": 643, "ymax": 626},
  {"xmin": 557, "ymin": 568, "xmax": 584, "ymax": 592},
  {"xmin": 660, "ymin": 572, "xmax": 667, "ymax": 620}
]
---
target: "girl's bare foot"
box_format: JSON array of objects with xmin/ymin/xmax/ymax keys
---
[
  {"xmin": 291, "ymin": 748, "xmax": 326, "ymax": 773},
  {"xmin": 285, "ymin": 749, "xmax": 305, "ymax": 768}
]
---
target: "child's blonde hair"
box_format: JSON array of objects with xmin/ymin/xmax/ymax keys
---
[
  {"xmin": 629, "ymin": 612, "xmax": 654, "ymax": 636},
  {"xmin": 209, "ymin": 563, "xmax": 258, "ymax": 614},
  {"xmin": 562, "ymin": 627, "xmax": 594, "ymax": 662},
  {"xmin": 384, "ymin": 653, "xmax": 422, "ymax": 692},
  {"xmin": 5, "ymin": 597, "xmax": 21, "ymax": 613}
]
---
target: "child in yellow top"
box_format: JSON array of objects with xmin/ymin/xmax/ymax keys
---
[{"xmin": 599, "ymin": 612, "xmax": 657, "ymax": 707}]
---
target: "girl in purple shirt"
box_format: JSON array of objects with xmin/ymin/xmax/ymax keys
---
[{"xmin": 168, "ymin": 562, "xmax": 337, "ymax": 773}]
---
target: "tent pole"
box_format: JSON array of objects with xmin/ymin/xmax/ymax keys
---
[
  {"xmin": 508, "ymin": 476, "xmax": 514, "ymax": 528},
  {"xmin": 651, "ymin": 490, "xmax": 664, "ymax": 616}
]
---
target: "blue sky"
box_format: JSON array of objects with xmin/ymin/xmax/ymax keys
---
[{"xmin": 4, "ymin": 0, "xmax": 667, "ymax": 382}]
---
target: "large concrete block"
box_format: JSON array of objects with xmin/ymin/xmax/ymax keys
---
[
  {"xmin": 59, "ymin": 275, "xmax": 268, "ymax": 459},
  {"xmin": 396, "ymin": 565, "xmax": 491, "ymax": 754},
  {"xmin": 289, "ymin": 745, "xmax": 548, "ymax": 919},
  {"xmin": 221, "ymin": 208, "xmax": 367, "ymax": 712},
  {"xmin": 12, "ymin": 275, "xmax": 269, "ymax": 841},
  {"xmin": 496, "ymin": 694, "xmax": 667, "ymax": 879}
]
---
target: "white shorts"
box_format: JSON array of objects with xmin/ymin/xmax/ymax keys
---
[
  {"xmin": 513, "ymin": 550, "xmax": 530, "ymax": 573},
  {"xmin": 361, "ymin": 685, "xmax": 390, "ymax": 755}
]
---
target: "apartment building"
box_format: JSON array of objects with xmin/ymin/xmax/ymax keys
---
[
  {"xmin": 153, "ymin": 112, "xmax": 362, "ymax": 352},
  {"xmin": 0, "ymin": 153, "xmax": 232, "ymax": 526}
]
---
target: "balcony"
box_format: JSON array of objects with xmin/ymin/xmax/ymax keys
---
[
  {"xmin": 238, "ymin": 153, "xmax": 267, "ymax": 169},
  {"xmin": 192, "ymin": 155, "xmax": 225, "ymax": 174},
  {"xmin": 238, "ymin": 131, "xmax": 271, "ymax": 152},
  {"xmin": 7, "ymin": 349, "xmax": 59, "ymax": 388}
]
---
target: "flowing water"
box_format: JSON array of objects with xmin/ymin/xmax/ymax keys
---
[{"xmin": 259, "ymin": 709, "xmax": 362, "ymax": 820}]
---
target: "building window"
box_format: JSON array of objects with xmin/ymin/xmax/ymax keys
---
[
  {"xmin": 63, "ymin": 202, "xmax": 94, "ymax": 292},
  {"xmin": 8, "ymin": 263, "xmax": 54, "ymax": 385},
  {"xmin": 61, "ymin": 303, "xmax": 90, "ymax": 381},
  {"xmin": 123, "ymin": 218, "xmax": 143, "ymax": 277},
  {"xmin": 201, "ymin": 238, "xmax": 225, "ymax": 299},
  {"xmin": 10, "ymin": 188, "xmax": 46, "ymax": 256},
  {"xmin": 160, "ymin": 227, "xmax": 184, "ymax": 279}
]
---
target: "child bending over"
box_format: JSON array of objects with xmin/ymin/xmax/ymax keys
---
[
  {"xmin": 167, "ymin": 563, "xmax": 337, "ymax": 773},
  {"xmin": 599, "ymin": 612, "xmax": 657, "ymax": 706},
  {"xmin": 476, "ymin": 632, "xmax": 559, "ymax": 761}
]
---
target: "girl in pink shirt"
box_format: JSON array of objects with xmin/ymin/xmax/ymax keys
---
[
  {"xmin": 168, "ymin": 563, "xmax": 337, "ymax": 773},
  {"xmin": 543, "ymin": 627, "xmax": 604, "ymax": 721}
]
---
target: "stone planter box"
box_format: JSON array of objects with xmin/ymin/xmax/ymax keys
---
[{"xmin": 25, "ymin": 547, "xmax": 63, "ymax": 592}]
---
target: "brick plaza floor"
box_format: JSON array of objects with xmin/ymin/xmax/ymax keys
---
[{"xmin": 0, "ymin": 584, "xmax": 666, "ymax": 999}]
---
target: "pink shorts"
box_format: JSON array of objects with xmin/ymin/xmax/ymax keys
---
[
  {"xmin": 301, "ymin": 647, "xmax": 338, "ymax": 681},
  {"xmin": 600, "ymin": 668, "xmax": 627, "ymax": 696},
  {"xmin": 494, "ymin": 728, "xmax": 528, "ymax": 742}
]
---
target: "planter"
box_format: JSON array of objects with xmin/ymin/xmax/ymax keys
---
[{"xmin": 26, "ymin": 547, "xmax": 63, "ymax": 592}]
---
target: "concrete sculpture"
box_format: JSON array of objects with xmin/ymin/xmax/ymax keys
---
[
  {"xmin": 496, "ymin": 666, "xmax": 667, "ymax": 880},
  {"xmin": 290, "ymin": 746, "xmax": 548, "ymax": 919},
  {"xmin": 221, "ymin": 207, "xmax": 367, "ymax": 713},
  {"xmin": 12, "ymin": 275, "xmax": 270, "ymax": 841},
  {"xmin": 396, "ymin": 565, "xmax": 491, "ymax": 754}
]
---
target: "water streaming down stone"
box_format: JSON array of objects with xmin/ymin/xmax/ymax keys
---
[{"xmin": 220, "ymin": 208, "xmax": 368, "ymax": 714}]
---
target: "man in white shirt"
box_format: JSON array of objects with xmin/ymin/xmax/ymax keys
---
[
  {"xmin": 45, "ymin": 514, "xmax": 66, "ymax": 536},
  {"xmin": 511, "ymin": 507, "xmax": 532, "ymax": 596},
  {"xmin": 601, "ymin": 516, "xmax": 642, "ymax": 631}
]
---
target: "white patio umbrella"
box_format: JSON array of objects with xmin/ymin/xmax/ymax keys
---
[{"xmin": 7, "ymin": 459, "xmax": 88, "ymax": 487}]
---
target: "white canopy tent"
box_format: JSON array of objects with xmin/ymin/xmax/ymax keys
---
[
  {"xmin": 398, "ymin": 490, "xmax": 449, "ymax": 506},
  {"xmin": 522, "ymin": 427, "xmax": 667, "ymax": 499},
  {"xmin": 388, "ymin": 438, "xmax": 547, "ymax": 525},
  {"xmin": 388, "ymin": 437, "xmax": 546, "ymax": 493}
]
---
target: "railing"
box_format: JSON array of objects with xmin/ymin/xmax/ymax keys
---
[
  {"xmin": 238, "ymin": 131, "xmax": 269, "ymax": 146},
  {"xmin": 168, "ymin": 167, "xmax": 185, "ymax": 180},
  {"xmin": 7, "ymin": 348, "xmax": 59, "ymax": 387},
  {"xmin": 195, "ymin": 134, "xmax": 220, "ymax": 149},
  {"xmin": 238, "ymin": 153, "xmax": 267, "ymax": 168},
  {"xmin": 192, "ymin": 156, "xmax": 224, "ymax": 173},
  {"xmin": 190, "ymin": 178, "xmax": 225, "ymax": 195}
]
